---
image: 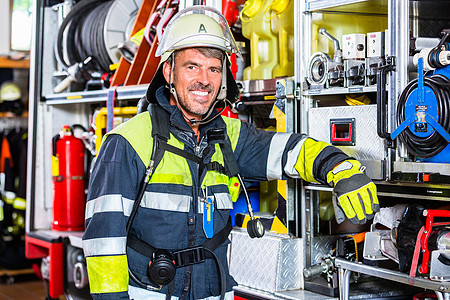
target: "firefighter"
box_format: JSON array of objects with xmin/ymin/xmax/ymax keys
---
[{"xmin": 82, "ymin": 6, "xmax": 378, "ymax": 299}]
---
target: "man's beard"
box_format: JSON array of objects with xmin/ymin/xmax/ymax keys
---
[{"xmin": 177, "ymin": 82, "xmax": 215, "ymax": 116}]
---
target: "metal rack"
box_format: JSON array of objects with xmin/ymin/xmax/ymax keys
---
[
  {"xmin": 303, "ymin": 85, "xmax": 376, "ymax": 95},
  {"xmin": 335, "ymin": 258, "xmax": 450, "ymax": 300},
  {"xmin": 27, "ymin": 1, "xmax": 300, "ymax": 299},
  {"xmin": 44, "ymin": 85, "xmax": 148, "ymax": 105},
  {"xmin": 25, "ymin": 0, "xmax": 450, "ymax": 299},
  {"xmin": 297, "ymin": 0, "xmax": 450, "ymax": 299}
]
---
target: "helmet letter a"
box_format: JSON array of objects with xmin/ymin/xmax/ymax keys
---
[{"xmin": 198, "ymin": 24, "xmax": 207, "ymax": 33}]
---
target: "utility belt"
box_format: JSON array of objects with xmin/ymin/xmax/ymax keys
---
[{"xmin": 127, "ymin": 218, "xmax": 232, "ymax": 295}]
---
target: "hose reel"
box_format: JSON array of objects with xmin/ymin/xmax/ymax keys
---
[
  {"xmin": 54, "ymin": 0, "xmax": 141, "ymax": 92},
  {"xmin": 391, "ymin": 30, "xmax": 450, "ymax": 161}
]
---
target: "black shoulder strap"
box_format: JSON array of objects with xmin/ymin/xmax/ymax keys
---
[
  {"xmin": 149, "ymin": 103, "xmax": 170, "ymax": 141},
  {"xmin": 202, "ymin": 217, "xmax": 232, "ymax": 251},
  {"xmin": 126, "ymin": 104, "xmax": 169, "ymax": 232},
  {"xmin": 127, "ymin": 232, "xmax": 157, "ymax": 258},
  {"xmin": 219, "ymin": 139, "xmax": 240, "ymax": 177}
]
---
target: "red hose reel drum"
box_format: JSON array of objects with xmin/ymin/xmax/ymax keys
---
[{"xmin": 52, "ymin": 125, "xmax": 86, "ymax": 231}]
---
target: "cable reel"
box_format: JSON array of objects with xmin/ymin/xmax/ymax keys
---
[
  {"xmin": 391, "ymin": 30, "xmax": 450, "ymax": 161},
  {"xmin": 55, "ymin": 0, "xmax": 142, "ymax": 74}
]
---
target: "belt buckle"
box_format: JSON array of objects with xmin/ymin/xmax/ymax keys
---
[{"xmin": 173, "ymin": 246, "xmax": 205, "ymax": 267}]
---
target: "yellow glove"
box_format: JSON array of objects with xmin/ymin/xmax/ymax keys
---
[{"xmin": 327, "ymin": 159, "xmax": 379, "ymax": 224}]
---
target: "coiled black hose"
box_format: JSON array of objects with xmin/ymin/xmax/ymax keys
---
[
  {"xmin": 397, "ymin": 73, "xmax": 450, "ymax": 158},
  {"xmin": 55, "ymin": 0, "xmax": 114, "ymax": 73}
]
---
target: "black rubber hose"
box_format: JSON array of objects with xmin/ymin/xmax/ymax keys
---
[
  {"xmin": 77, "ymin": 1, "xmax": 114, "ymax": 71},
  {"xmin": 55, "ymin": 0, "xmax": 111, "ymax": 71},
  {"xmin": 397, "ymin": 74, "xmax": 450, "ymax": 158},
  {"xmin": 55, "ymin": 0, "xmax": 105, "ymax": 69},
  {"xmin": 398, "ymin": 80, "xmax": 446, "ymax": 157}
]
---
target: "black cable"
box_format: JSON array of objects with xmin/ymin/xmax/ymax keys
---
[
  {"xmin": 397, "ymin": 74, "xmax": 450, "ymax": 158},
  {"xmin": 55, "ymin": 0, "xmax": 113, "ymax": 73},
  {"xmin": 55, "ymin": 0, "xmax": 105, "ymax": 69},
  {"xmin": 78, "ymin": 1, "xmax": 113, "ymax": 71}
]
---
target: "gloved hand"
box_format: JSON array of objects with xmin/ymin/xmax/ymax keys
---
[{"xmin": 327, "ymin": 159, "xmax": 379, "ymax": 224}]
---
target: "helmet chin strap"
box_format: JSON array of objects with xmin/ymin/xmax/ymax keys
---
[{"xmin": 168, "ymin": 55, "xmax": 229, "ymax": 126}]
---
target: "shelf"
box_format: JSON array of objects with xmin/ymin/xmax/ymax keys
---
[
  {"xmin": 0, "ymin": 114, "xmax": 28, "ymax": 130},
  {"xmin": 45, "ymin": 78, "xmax": 287, "ymax": 105},
  {"xmin": 303, "ymin": 184, "xmax": 333, "ymax": 192},
  {"xmin": 335, "ymin": 258, "xmax": 450, "ymax": 294},
  {"xmin": 377, "ymin": 184, "xmax": 450, "ymax": 201},
  {"xmin": 0, "ymin": 56, "xmax": 30, "ymax": 69},
  {"xmin": 394, "ymin": 161, "xmax": 450, "ymax": 177},
  {"xmin": 236, "ymin": 276, "xmax": 421, "ymax": 299},
  {"xmin": 238, "ymin": 78, "xmax": 279, "ymax": 98},
  {"xmin": 303, "ymin": 85, "xmax": 377, "ymax": 95},
  {"xmin": 303, "ymin": 179, "xmax": 450, "ymax": 201},
  {"xmin": 0, "ymin": 112, "xmax": 28, "ymax": 118},
  {"xmin": 306, "ymin": 0, "xmax": 387, "ymax": 14},
  {"xmin": 44, "ymin": 84, "xmax": 149, "ymax": 105},
  {"xmin": 234, "ymin": 285, "xmax": 336, "ymax": 300}
]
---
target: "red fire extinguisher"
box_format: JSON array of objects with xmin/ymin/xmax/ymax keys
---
[{"xmin": 52, "ymin": 125, "xmax": 85, "ymax": 231}]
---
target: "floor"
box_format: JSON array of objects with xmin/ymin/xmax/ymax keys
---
[{"xmin": 0, "ymin": 273, "xmax": 48, "ymax": 300}]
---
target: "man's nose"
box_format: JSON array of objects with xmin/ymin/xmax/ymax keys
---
[{"xmin": 197, "ymin": 68, "xmax": 210, "ymax": 86}]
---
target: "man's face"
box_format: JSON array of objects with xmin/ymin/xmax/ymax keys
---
[{"xmin": 163, "ymin": 48, "xmax": 223, "ymax": 121}]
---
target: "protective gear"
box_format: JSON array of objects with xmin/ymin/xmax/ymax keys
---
[
  {"xmin": 327, "ymin": 159, "xmax": 379, "ymax": 224},
  {"xmin": 0, "ymin": 82, "xmax": 21, "ymax": 101},
  {"xmin": 0, "ymin": 82, "xmax": 23, "ymax": 116},
  {"xmin": 83, "ymin": 88, "xmax": 350, "ymax": 299},
  {"xmin": 155, "ymin": 6, "xmax": 241, "ymax": 61},
  {"xmin": 84, "ymin": 91, "xmax": 242, "ymax": 298},
  {"xmin": 146, "ymin": 6, "xmax": 241, "ymax": 119}
]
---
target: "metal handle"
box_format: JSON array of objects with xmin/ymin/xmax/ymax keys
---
[
  {"xmin": 319, "ymin": 28, "xmax": 342, "ymax": 63},
  {"xmin": 319, "ymin": 28, "xmax": 341, "ymax": 52},
  {"xmin": 376, "ymin": 59, "xmax": 395, "ymax": 143},
  {"xmin": 53, "ymin": 75, "xmax": 74, "ymax": 93}
]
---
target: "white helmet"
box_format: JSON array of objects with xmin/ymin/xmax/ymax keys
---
[
  {"xmin": 156, "ymin": 6, "xmax": 242, "ymax": 61},
  {"xmin": 146, "ymin": 6, "xmax": 241, "ymax": 111}
]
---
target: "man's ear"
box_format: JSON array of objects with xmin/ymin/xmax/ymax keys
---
[{"xmin": 162, "ymin": 61, "xmax": 171, "ymax": 84}]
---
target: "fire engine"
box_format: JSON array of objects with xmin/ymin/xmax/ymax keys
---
[{"xmin": 26, "ymin": 0, "xmax": 450, "ymax": 299}]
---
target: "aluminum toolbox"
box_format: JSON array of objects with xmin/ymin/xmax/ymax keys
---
[
  {"xmin": 229, "ymin": 228, "xmax": 303, "ymax": 293},
  {"xmin": 308, "ymin": 104, "xmax": 385, "ymax": 179}
]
